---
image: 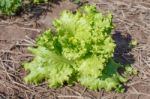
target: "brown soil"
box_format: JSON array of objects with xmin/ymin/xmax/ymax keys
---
[{"xmin": 0, "ymin": 0, "xmax": 150, "ymax": 99}]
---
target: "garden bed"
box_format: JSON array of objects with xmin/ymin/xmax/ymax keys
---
[{"xmin": 0, "ymin": 0, "xmax": 150, "ymax": 99}]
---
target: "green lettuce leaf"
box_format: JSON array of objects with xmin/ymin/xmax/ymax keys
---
[
  {"xmin": 0, "ymin": 0, "xmax": 22, "ymax": 15},
  {"xmin": 24, "ymin": 47, "xmax": 75, "ymax": 87}
]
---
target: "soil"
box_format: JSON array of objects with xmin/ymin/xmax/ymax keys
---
[{"xmin": 0, "ymin": 0, "xmax": 150, "ymax": 99}]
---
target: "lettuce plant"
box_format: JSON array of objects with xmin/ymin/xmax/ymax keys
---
[
  {"xmin": 24, "ymin": 5, "xmax": 136, "ymax": 92},
  {"xmin": 0, "ymin": 0, "xmax": 22, "ymax": 15},
  {"xmin": 32, "ymin": 0, "xmax": 48, "ymax": 4}
]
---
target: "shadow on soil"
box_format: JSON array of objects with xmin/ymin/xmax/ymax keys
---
[
  {"xmin": 112, "ymin": 31, "xmax": 135, "ymax": 91},
  {"xmin": 21, "ymin": 0, "xmax": 62, "ymax": 19},
  {"xmin": 112, "ymin": 31, "xmax": 135, "ymax": 65},
  {"xmin": 22, "ymin": 0, "xmax": 89, "ymax": 19}
]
